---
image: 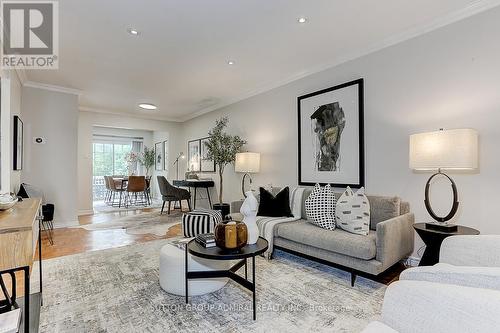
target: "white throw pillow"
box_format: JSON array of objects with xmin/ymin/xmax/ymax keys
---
[
  {"xmin": 336, "ymin": 186, "xmax": 370, "ymax": 236},
  {"xmin": 305, "ymin": 184, "xmax": 336, "ymax": 230}
]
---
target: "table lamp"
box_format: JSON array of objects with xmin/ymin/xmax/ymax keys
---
[
  {"xmin": 409, "ymin": 128, "xmax": 478, "ymax": 231},
  {"xmin": 235, "ymin": 152, "xmax": 260, "ymax": 197}
]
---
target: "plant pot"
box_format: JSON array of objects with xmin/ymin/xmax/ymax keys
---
[{"xmin": 213, "ymin": 203, "xmax": 230, "ymax": 219}]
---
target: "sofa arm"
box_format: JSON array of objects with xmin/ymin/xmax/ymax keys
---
[
  {"xmin": 231, "ymin": 200, "xmax": 244, "ymax": 214},
  {"xmin": 440, "ymin": 235, "xmax": 500, "ymax": 267},
  {"xmin": 376, "ymin": 213, "xmax": 414, "ymax": 267},
  {"xmin": 381, "ymin": 280, "xmax": 500, "ymax": 333},
  {"xmin": 400, "ymin": 263, "xmax": 500, "ymax": 291}
]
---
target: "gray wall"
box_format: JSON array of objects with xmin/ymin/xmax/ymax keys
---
[
  {"xmin": 21, "ymin": 86, "xmax": 79, "ymax": 226},
  {"xmin": 181, "ymin": 6, "xmax": 500, "ymax": 253}
]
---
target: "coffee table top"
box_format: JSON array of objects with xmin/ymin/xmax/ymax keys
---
[
  {"xmin": 414, "ymin": 223, "xmax": 480, "ymax": 236},
  {"xmin": 187, "ymin": 237, "xmax": 268, "ymax": 260}
]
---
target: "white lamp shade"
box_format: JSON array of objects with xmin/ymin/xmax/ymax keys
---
[
  {"xmin": 409, "ymin": 129, "xmax": 478, "ymax": 171},
  {"xmin": 235, "ymin": 152, "xmax": 260, "ymax": 173}
]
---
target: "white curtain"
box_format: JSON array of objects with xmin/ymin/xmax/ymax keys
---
[{"xmin": 132, "ymin": 140, "xmax": 143, "ymax": 174}]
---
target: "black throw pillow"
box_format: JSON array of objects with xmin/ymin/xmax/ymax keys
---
[{"xmin": 257, "ymin": 187, "xmax": 293, "ymax": 217}]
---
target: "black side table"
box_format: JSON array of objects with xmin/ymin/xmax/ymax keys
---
[
  {"xmin": 186, "ymin": 237, "xmax": 268, "ymax": 320},
  {"xmin": 414, "ymin": 223, "xmax": 479, "ymax": 266}
]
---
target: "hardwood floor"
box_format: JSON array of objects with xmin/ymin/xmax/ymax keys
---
[{"xmin": 38, "ymin": 207, "xmax": 181, "ymax": 260}]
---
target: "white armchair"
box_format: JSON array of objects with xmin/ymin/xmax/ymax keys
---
[{"xmin": 362, "ymin": 235, "xmax": 500, "ymax": 333}]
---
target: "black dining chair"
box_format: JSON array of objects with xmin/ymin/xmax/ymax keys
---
[{"xmin": 157, "ymin": 176, "xmax": 191, "ymax": 214}]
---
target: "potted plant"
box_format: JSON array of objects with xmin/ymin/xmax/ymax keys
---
[
  {"xmin": 139, "ymin": 147, "xmax": 155, "ymax": 177},
  {"xmin": 204, "ymin": 117, "xmax": 246, "ymax": 218}
]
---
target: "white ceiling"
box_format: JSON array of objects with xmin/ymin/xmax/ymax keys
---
[{"xmin": 25, "ymin": 0, "xmax": 500, "ymax": 122}]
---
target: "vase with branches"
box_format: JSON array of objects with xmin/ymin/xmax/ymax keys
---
[
  {"xmin": 204, "ymin": 117, "xmax": 246, "ymax": 209},
  {"xmin": 139, "ymin": 146, "xmax": 155, "ymax": 176}
]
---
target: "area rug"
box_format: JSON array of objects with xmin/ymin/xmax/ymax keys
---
[
  {"xmin": 78, "ymin": 211, "xmax": 182, "ymax": 236},
  {"xmin": 33, "ymin": 240, "xmax": 385, "ymax": 332}
]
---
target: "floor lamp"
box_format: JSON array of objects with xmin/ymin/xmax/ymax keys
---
[
  {"xmin": 409, "ymin": 128, "xmax": 478, "ymax": 232},
  {"xmin": 173, "ymin": 152, "xmax": 185, "ymax": 180}
]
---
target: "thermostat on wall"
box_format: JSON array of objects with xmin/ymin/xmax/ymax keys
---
[{"xmin": 33, "ymin": 137, "xmax": 46, "ymax": 144}]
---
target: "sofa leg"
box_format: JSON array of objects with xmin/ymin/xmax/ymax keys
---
[{"xmin": 351, "ymin": 272, "xmax": 357, "ymax": 287}]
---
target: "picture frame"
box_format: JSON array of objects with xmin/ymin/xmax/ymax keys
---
[
  {"xmin": 13, "ymin": 115, "xmax": 23, "ymax": 170},
  {"xmin": 298, "ymin": 79, "xmax": 364, "ymax": 188},
  {"xmin": 200, "ymin": 137, "xmax": 216, "ymax": 173},
  {"xmin": 163, "ymin": 140, "xmax": 168, "ymax": 171},
  {"xmin": 155, "ymin": 142, "xmax": 163, "ymax": 171},
  {"xmin": 187, "ymin": 139, "xmax": 201, "ymax": 172}
]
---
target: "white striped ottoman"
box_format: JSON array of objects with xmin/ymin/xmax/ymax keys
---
[{"xmin": 182, "ymin": 209, "xmax": 223, "ymax": 237}]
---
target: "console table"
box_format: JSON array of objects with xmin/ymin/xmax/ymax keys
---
[
  {"xmin": 0, "ymin": 198, "xmax": 43, "ymax": 333},
  {"xmin": 173, "ymin": 179, "xmax": 215, "ymax": 209}
]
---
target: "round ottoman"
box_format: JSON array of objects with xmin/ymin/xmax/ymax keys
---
[{"xmin": 159, "ymin": 243, "xmax": 228, "ymax": 296}]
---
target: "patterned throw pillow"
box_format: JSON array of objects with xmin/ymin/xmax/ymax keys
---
[
  {"xmin": 336, "ymin": 187, "xmax": 370, "ymax": 236},
  {"xmin": 305, "ymin": 184, "xmax": 336, "ymax": 230}
]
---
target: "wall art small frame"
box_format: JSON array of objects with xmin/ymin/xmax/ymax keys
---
[{"xmin": 13, "ymin": 115, "xmax": 23, "ymax": 170}]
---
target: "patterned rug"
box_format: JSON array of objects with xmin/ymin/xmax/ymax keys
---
[
  {"xmin": 78, "ymin": 211, "xmax": 183, "ymax": 236},
  {"xmin": 93, "ymin": 200, "xmax": 163, "ymax": 213},
  {"xmin": 33, "ymin": 240, "xmax": 385, "ymax": 332}
]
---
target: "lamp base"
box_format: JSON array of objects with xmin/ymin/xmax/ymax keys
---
[{"xmin": 425, "ymin": 222, "xmax": 458, "ymax": 232}]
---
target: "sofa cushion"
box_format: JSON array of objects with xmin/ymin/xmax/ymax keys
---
[
  {"xmin": 367, "ymin": 195, "xmax": 401, "ymax": 230},
  {"xmin": 257, "ymin": 187, "xmax": 293, "ymax": 217},
  {"xmin": 305, "ymin": 184, "xmax": 336, "ymax": 230},
  {"xmin": 275, "ymin": 220, "xmax": 377, "ymax": 260},
  {"xmin": 336, "ymin": 187, "xmax": 370, "ymax": 236}
]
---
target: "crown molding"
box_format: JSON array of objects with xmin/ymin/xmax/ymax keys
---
[
  {"xmin": 14, "ymin": 68, "xmax": 28, "ymax": 84},
  {"xmin": 79, "ymin": 106, "xmax": 182, "ymax": 123},
  {"xmin": 178, "ymin": 0, "xmax": 500, "ymax": 122},
  {"xmin": 23, "ymin": 81, "xmax": 82, "ymax": 95}
]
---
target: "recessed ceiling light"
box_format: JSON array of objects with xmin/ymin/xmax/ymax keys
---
[
  {"xmin": 127, "ymin": 28, "xmax": 140, "ymax": 36},
  {"xmin": 138, "ymin": 103, "xmax": 157, "ymax": 110},
  {"xmin": 297, "ymin": 17, "xmax": 307, "ymax": 24},
  {"xmin": 227, "ymin": 60, "xmax": 235, "ymax": 65}
]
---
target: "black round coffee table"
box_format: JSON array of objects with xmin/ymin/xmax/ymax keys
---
[
  {"xmin": 414, "ymin": 223, "xmax": 479, "ymax": 266},
  {"xmin": 185, "ymin": 237, "xmax": 268, "ymax": 320}
]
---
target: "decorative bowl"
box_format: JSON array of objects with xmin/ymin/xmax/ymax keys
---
[
  {"xmin": 0, "ymin": 193, "xmax": 17, "ymax": 211},
  {"xmin": 214, "ymin": 220, "xmax": 248, "ymax": 253}
]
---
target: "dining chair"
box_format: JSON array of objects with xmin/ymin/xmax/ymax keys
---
[
  {"xmin": 157, "ymin": 176, "xmax": 191, "ymax": 214},
  {"xmin": 108, "ymin": 175, "xmax": 126, "ymax": 207},
  {"xmin": 126, "ymin": 176, "xmax": 148, "ymax": 207}
]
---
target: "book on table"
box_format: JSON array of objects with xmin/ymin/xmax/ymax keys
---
[{"xmin": 195, "ymin": 233, "xmax": 216, "ymax": 247}]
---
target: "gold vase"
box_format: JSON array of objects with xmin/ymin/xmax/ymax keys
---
[{"xmin": 214, "ymin": 221, "xmax": 248, "ymax": 253}]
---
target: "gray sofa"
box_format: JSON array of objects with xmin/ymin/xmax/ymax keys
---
[{"xmin": 231, "ymin": 187, "xmax": 415, "ymax": 285}]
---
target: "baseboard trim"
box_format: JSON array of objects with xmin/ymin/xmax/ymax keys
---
[
  {"xmin": 78, "ymin": 209, "xmax": 94, "ymax": 216},
  {"xmin": 53, "ymin": 220, "xmax": 80, "ymax": 228}
]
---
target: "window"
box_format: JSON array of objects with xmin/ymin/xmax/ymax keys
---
[{"xmin": 92, "ymin": 142, "xmax": 132, "ymax": 200}]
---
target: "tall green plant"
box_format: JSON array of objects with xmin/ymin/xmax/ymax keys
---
[
  {"xmin": 139, "ymin": 146, "xmax": 155, "ymax": 176},
  {"xmin": 204, "ymin": 117, "xmax": 246, "ymax": 204}
]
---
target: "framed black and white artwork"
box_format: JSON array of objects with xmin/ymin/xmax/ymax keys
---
[
  {"xmin": 187, "ymin": 139, "xmax": 201, "ymax": 172},
  {"xmin": 13, "ymin": 115, "xmax": 23, "ymax": 170},
  {"xmin": 163, "ymin": 140, "xmax": 168, "ymax": 170},
  {"xmin": 200, "ymin": 137, "xmax": 215, "ymax": 173},
  {"xmin": 155, "ymin": 142, "xmax": 163, "ymax": 171},
  {"xmin": 298, "ymin": 79, "xmax": 364, "ymax": 188}
]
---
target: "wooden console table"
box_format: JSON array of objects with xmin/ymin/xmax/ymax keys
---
[{"xmin": 0, "ymin": 198, "xmax": 43, "ymax": 333}]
